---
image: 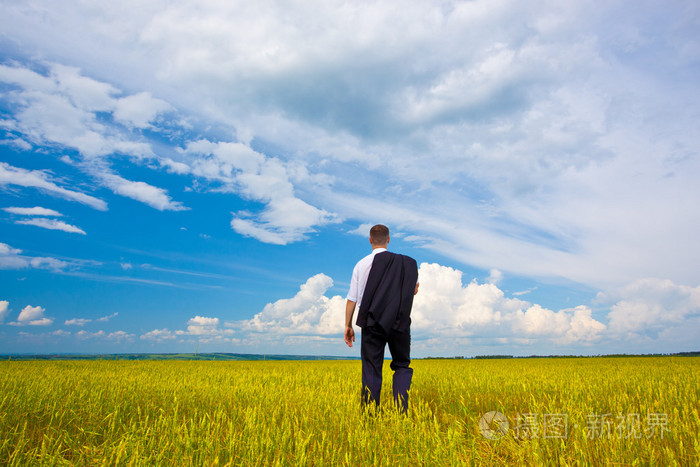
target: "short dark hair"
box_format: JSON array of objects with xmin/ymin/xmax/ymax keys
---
[{"xmin": 369, "ymin": 224, "xmax": 390, "ymax": 245}]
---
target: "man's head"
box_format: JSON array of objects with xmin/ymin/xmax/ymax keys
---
[{"xmin": 369, "ymin": 224, "xmax": 390, "ymax": 247}]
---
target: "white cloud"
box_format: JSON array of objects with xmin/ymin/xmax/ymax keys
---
[
  {"xmin": 0, "ymin": 300, "xmax": 9, "ymax": 323},
  {"xmin": 3, "ymin": 206, "xmax": 62, "ymax": 216},
  {"xmin": 75, "ymin": 329, "xmax": 135, "ymax": 341},
  {"xmin": 106, "ymin": 330, "xmax": 134, "ymax": 342},
  {"xmin": 132, "ymin": 265, "xmax": 697, "ymax": 355},
  {"xmin": 227, "ymin": 264, "xmax": 607, "ymax": 353},
  {"xmin": 0, "ymin": 162, "xmax": 107, "ymax": 211},
  {"xmin": 0, "ymin": 137, "xmax": 33, "ymax": 151},
  {"xmin": 140, "ymin": 328, "xmax": 177, "ymax": 342},
  {"xmin": 99, "ymin": 173, "xmax": 187, "ymax": 211},
  {"xmin": 97, "ymin": 312, "xmax": 118, "ymax": 322},
  {"xmin": 185, "ymin": 316, "xmax": 220, "ymax": 335},
  {"xmin": 564, "ymin": 306, "xmax": 607, "ymax": 344},
  {"xmin": 406, "ymin": 263, "xmax": 608, "ymax": 346},
  {"xmin": 182, "ymin": 139, "xmax": 335, "ymax": 244},
  {"xmin": 0, "ymin": 63, "xmax": 183, "ymax": 212},
  {"xmin": 16, "ymin": 218, "xmax": 86, "ymax": 235},
  {"xmin": 29, "ymin": 257, "xmax": 69, "ymax": 271},
  {"xmin": 65, "ymin": 318, "xmax": 91, "ymax": 326},
  {"xmin": 233, "ymin": 273, "xmax": 345, "ymax": 336},
  {"xmin": 0, "ymin": 0, "xmax": 699, "ymax": 333},
  {"xmin": 600, "ymin": 279, "xmax": 700, "ymax": 337},
  {"xmin": 0, "ymin": 242, "xmax": 69, "ymax": 271},
  {"xmin": 50, "ymin": 64, "xmax": 118, "ymax": 112},
  {"xmin": 141, "ymin": 315, "xmax": 236, "ymax": 344},
  {"xmin": 17, "ymin": 305, "xmax": 46, "ymax": 322},
  {"xmin": 11, "ymin": 305, "xmax": 54, "ymax": 326},
  {"xmin": 113, "ymin": 92, "xmax": 172, "ymax": 128},
  {"xmin": 76, "ymin": 330, "xmax": 105, "ymax": 339},
  {"xmin": 0, "ymin": 242, "xmax": 28, "ymax": 269},
  {"xmin": 487, "ymin": 268, "xmax": 503, "ymax": 285}
]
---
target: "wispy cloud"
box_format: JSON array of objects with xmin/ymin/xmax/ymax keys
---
[
  {"xmin": 96, "ymin": 312, "xmax": 118, "ymax": 322},
  {"xmin": 0, "ymin": 162, "xmax": 107, "ymax": 211},
  {"xmin": 65, "ymin": 318, "xmax": 91, "ymax": 326},
  {"xmin": 3, "ymin": 206, "xmax": 62, "ymax": 216},
  {"xmin": 76, "ymin": 330, "xmax": 134, "ymax": 342},
  {"xmin": 0, "ymin": 242, "xmax": 69, "ymax": 271},
  {"xmin": 0, "ymin": 63, "xmax": 183, "ymax": 212},
  {"xmin": 16, "ymin": 218, "xmax": 86, "ymax": 235}
]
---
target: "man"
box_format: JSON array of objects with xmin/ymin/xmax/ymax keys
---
[{"xmin": 344, "ymin": 224, "xmax": 419, "ymax": 413}]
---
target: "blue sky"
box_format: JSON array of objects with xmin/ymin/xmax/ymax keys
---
[{"xmin": 1, "ymin": 0, "xmax": 699, "ymax": 357}]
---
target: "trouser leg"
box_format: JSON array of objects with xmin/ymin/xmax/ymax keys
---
[
  {"xmin": 388, "ymin": 327, "xmax": 412, "ymax": 413},
  {"xmin": 360, "ymin": 325, "xmax": 386, "ymax": 409}
]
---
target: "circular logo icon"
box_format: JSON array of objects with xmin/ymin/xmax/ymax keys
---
[{"xmin": 478, "ymin": 411, "xmax": 509, "ymax": 439}]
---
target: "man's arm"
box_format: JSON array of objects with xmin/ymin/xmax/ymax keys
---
[{"xmin": 344, "ymin": 300, "xmax": 356, "ymax": 347}]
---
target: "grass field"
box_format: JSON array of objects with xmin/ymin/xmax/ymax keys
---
[{"xmin": 1, "ymin": 357, "xmax": 698, "ymax": 465}]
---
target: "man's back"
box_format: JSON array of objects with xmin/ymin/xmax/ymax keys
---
[
  {"xmin": 343, "ymin": 224, "xmax": 419, "ymax": 413},
  {"xmin": 356, "ymin": 251, "xmax": 418, "ymax": 333}
]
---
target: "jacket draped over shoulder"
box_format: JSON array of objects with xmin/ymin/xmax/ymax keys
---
[{"xmin": 356, "ymin": 251, "xmax": 418, "ymax": 333}]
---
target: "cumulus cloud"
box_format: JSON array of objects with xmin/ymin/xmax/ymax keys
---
[
  {"xmin": 133, "ymin": 265, "xmax": 699, "ymax": 354},
  {"xmin": 599, "ymin": 279, "xmax": 700, "ymax": 338},
  {"xmin": 233, "ymin": 273, "xmax": 345, "ymax": 336},
  {"xmin": 141, "ymin": 316, "xmax": 236, "ymax": 344},
  {"xmin": 76, "ymin": 330, "xmax": 105, "ymax": 340},
  {"xmin": 226, "ymin": 264, "xmax": 607, "ymax": 353},
  {"xmin": 105, "ymin": 330, "xmax": 135, "ymax": 342},
  {"xmin": 140, "ymin": 328, "xmax": 177, "ymax": 342},
  {"xmin": 412, "ymin": 263, "xmax": 607, "ymax": 345},
  {"xmin": 0, "ymin": 300, "xmax": 9, "ymax": 323},
  {"xmin": 185, "ymin": 316, "xmax": 220, "ymax": 335},
  {"xmin": 16, "ymin": 218, "xmax": 86, "ymax": 235},
  {"xmin": 10, "ymin": 305, "xmax": 54, "ymax": 326}
]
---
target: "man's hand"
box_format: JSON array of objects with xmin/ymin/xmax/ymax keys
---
[
  {"xmin": 415, "ymin": 282, "xmax": 420, "ymax": 295},
  {"xmin": 344, "ymin": 300, "xmax": 356, "ymax": 347},
  {"xmin": 344, "ymin": 326, "xmax": 355, "ymax": 347}
]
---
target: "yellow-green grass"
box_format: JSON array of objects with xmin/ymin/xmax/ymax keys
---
[{"xmin": 1, "ymin": 357, "xmax": 698, "ymax": 465}]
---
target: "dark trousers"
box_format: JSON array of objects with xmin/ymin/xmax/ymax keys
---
[{"xmin": 360, "ymin": 324, "xmax": 413, "ymax": 413}]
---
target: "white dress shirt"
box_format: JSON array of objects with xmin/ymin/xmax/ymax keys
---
[{"xmin": 346, "ymin": 248, "xmax": 387, "ymax": 311}]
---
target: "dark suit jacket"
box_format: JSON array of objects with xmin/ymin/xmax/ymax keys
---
[{"xmin": 356, "ymin": 251, "xmax": 418, "ymax": 333}]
